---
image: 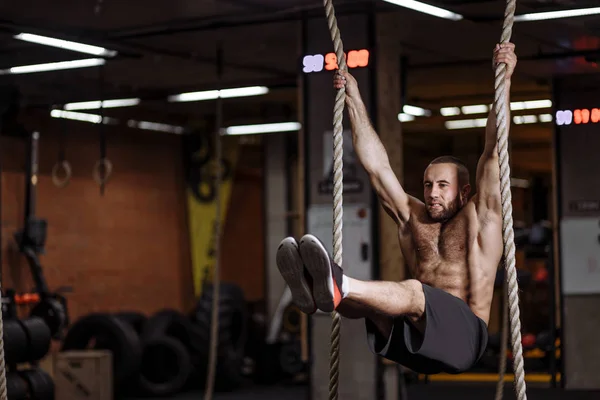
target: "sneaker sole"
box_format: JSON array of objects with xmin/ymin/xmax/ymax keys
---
[
  {"xmin": 276, "ymin": 237, "xmax": 316, "ymax": 314},
  {"xmin": 299, "ymin": 234, "xmax": 335, "ymax": 313}
]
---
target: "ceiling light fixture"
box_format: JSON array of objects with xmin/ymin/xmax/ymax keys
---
[
  {"xmin": 514, "ymin": 7, "xmax": 600, "ymax": 22},
  {"xmin": 168, "ymin": 86, "xmax": 269, "ymax": 103},
  {"xmin": 14, "ymin": 33, "xmax": 117, "ymax": 57},
  {"xmin": 441, "ymin": 99, "xmax": 552, "ymax": 116},
  {"xmin": 403, "ymin": 105, "xmax": 432, "ymax": 117},
  {"xmin": 445, "ymin": 113, "xmax": 552, "ymax": 130},
  {"xmin": 127, "ymin": 120, "xmax": 185, "ymax": 134},
  {"xmin": 398, "ymin": 113, "xmax": 416, "ymax": 122},
  {"xmin": 440, "ymin": 107, "xmax": 461, "ymax": 117},
  {"xmin": 64, "ymin": 98, "xmax": 141, "ymax": 110},
  {"xmin": 445, "ymin": 118, "xmax": 488, "ymax": 130},
  {"xmin": 382, "ymin": 0, "xmax": 463, "ymax": 21},
  {"xmin": 461, "ymin": 104, "xmax": 489, "ymax": 114},
  {"xmin": 50, "ymin": 109, "xmax": 115, "ymax": 124},
  {"xmin": 0, "ymin": 58, "xmax": 105, "ymax": 75},
  {"xmin": 223, "ymin": 122, "xmax": 301, "ymax": 136}
]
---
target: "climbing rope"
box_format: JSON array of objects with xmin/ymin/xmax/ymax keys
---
[
  {"xmin": 493, "ymin": 0, "xmax": 527, "ymax": 399},
  {"xmin": 322, "ymin": 1, "xmax": 345, "ymax": 399},
  {"xmin": 495, "ymin": 267, "xmax": 509, "ymax": 400},
  {"xmin": 203, "ymin": 43, "xmax": 224, "ymax": 400}
]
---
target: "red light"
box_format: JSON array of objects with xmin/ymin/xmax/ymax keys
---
[
  {"xmin": 574, "ymin": 109, "xmax": 584, "ymax": 124},
  {"xmin": 592, "ymin": 108, "xmax": 600, "ymax": 123},
  {"xmin": 347, "ymin": 50, "xmax": 370, "ymax": 68},
  {"xmin": 582, "ymin": 109, "xmax": 590, "ymax": 123},
  {"xmin": 325, "ymin": 52, "xmax": 339, "ymax": 71}
]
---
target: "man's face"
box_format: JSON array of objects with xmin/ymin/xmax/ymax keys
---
[{"xmin": 423, "ymin": 163, "xmax": 468, "ymax": 222}]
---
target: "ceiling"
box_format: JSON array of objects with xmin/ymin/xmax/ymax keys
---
[{"xmin": 1, "ymin": 0, "xmax": 599, "ymax": 140}]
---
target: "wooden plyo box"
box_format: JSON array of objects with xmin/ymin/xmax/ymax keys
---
[{"xmin": 54, "ymin": 350, "xmax": 113, "ymax": 400}]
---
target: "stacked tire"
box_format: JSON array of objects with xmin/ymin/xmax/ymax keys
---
[
  {"xmin": 4, "ymin": 317, "xmax": 54, "ymax": 399},
  {"xmin": 190, "ymin": 283, "xmax": 248, "ymax": 391},
  {"xmin": 60, "ymin": 282, "xmax": 249, "ymax": 397}
]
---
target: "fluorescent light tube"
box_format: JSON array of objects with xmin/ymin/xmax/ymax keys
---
[
  {"xmin": 0, "ymin": 58, "xmax": 105, "ymax": 75},
  {"xmin": 445, "ymin": 118, "xmax": 487, "ymax": 130},
  {"xmin": 511, "ymin": 178, "xmax": 530, "ymax": 189},
  {"xmin": 461, "ymin": 104, "xmax": 488, "ymax": 114},
  {"xmin": 168, "ymin": 86, "xmax": 269, "ymax": 102},
  {"xmin": 514, "ymin": 7, "xmax": 600, "ymax": 22},
  {"xmin": 223, "ymin": 122, "xmax": 301, "ymax": 136},
  {"xmin": 382, "ymin": 0, "xmax": 463, "ymax": 21},
  {"xmin": 398, "ymin": 113, "xmax": 415, "ymax": 122},
  {"xmin": 403, "ymin": 105, "xmax": 431, "ymax": 117},
  {"xmin": 127, "ymin": 120, "xmax": 185, "ymax": 134},
  {"xmin": 14, "ymin": 33, "xmax": 117, "ymax": 57},
  {"xmin": 64, "ymin": 98, "xmax": 140, "ymax": 110},
  {"xmin": 50, "ymin": 109, "xmax": 115, "ymax": 124},
  {"xmin": 510, "ymin": 99, "xmax": 552, "ymax": 110},
  {"xmin": 440, "ymin": 107, "xmax": 461, "ymax": 116},
  {"xmin": 514, "ymin": 115, "xmax": 538, "ymax": 124}
]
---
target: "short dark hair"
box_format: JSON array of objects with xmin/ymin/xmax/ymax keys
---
[{"xmin": 428, "ymin": 155, "xmax": 470, "ymax": 187}]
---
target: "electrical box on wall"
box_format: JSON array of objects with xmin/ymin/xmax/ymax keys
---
[{"xmin": 307, "ymin": 203, "xmax": 372, "ymax": 281}]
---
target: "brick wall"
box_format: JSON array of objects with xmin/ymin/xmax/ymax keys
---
[{"xmin": 1, "ymin": 118, "xmax": 195, "ymax": 322}]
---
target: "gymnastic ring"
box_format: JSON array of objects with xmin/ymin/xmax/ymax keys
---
[
  {"xmin": 51, "ymin": 160, "xmax": 72, "ymax": 188},
  {"xmin": 92, "ymin": 158, "xmax": 113, "ymax": 186}
]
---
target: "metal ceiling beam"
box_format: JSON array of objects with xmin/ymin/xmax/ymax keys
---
[
  {"xmin": 410, "ymin": 48, "xmax": 600, "ymax": 69},
  {"xmin": 0, "ymin": 20, "xmax": 295, "ymax": 78},
  {"xmin": 106, "ymin": 0, "xmax": 378, "ymax": 40},
  {"xmin": 219, "ymin": 0, "xmax": 281, "ymax": 12}
]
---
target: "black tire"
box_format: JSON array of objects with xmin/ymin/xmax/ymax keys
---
[
  {"xmin": 114, "ymin": 312, "xmax": 147, "ymax": 335},
  {"xmin": 61, "ymin": 313, "xmax": 142, "ymax": 389},
  {"xmin": 4, "ymin": 319, "xmax": 29, "ymax": 364},
  {"xmin": 7, "ymin": 371, "xmax": 28, "ymax": 400},
  {"xmin": 192, "ymin": 283, "xmax": 248, "ymax": 390},
  {"xmin": 140, "ymin": 309, "xmax": 195, "ymax": 349},
  {"xmin": 19, "ymin": 317, "xmax": 52, "ymax": 362},
  {"xmin": 138, "ymin": 336, "xmax": 192, "ymax": 397},
  {"xmin": 30, "ymin": 297, "xmax": 67, "ymax": 339},
  {"xmin": 20, "ymin": 367, "xmax": 54, "ymax": 400}
]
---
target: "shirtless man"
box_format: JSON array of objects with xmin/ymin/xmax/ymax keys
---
[{"xmin": 276, "ymin": 42, "xmax": 517, "ymax": 374}]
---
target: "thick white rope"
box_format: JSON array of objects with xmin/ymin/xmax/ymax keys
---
[
  {"xmin": 495, "ymin": 269, "xmax": 509, "ymax": 400},
  {"xmin": 323, "ymin": 1, "xmax": 345, "ymax": 399},
  {"xmin": 494, "ymin": 0, "xmax": 527, "ymax": 399}
]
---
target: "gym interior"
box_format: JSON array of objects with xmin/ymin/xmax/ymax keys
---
[{"xmin": 1, "ymin": 0, "xmax": 599, "ymax": 399}]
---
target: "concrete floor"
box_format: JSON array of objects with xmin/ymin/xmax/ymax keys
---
[{"xmin": 129, "ymin": 383, "xmax": 600, "ymax": 400}]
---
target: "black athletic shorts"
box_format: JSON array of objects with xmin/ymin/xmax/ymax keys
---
[{"xmin": 365, "ymin": 283, "xmax": 488, "ymax": 375}]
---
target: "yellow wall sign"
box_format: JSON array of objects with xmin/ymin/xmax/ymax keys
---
[{"xmin": 184, "ymin": 134, "xmax": 240, "ymax": 296}]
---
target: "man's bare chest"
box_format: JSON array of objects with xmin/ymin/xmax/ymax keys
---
[{"xmin": 410, "ymin": 217, "xmax": 470, "ymax": 265}]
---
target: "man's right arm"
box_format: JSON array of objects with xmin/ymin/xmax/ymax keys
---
[{"xmin": 342, "ymin": 74, "xmax": 412, "ymax": 225}]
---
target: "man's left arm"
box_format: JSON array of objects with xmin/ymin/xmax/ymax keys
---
[{"xmin": 475, "ymin": 43, "xmax": 516, "ymax": 221}]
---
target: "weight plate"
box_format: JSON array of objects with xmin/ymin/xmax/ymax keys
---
[
  {"xmin": 19, "ymin": 317, "xmax": 52, "ymax": 361},
  {"xmin": 4, "ymin": 319, "xmax": 29, "ymax": 364},
  {"xmin": 20, "ymin": 367, "xmax": 54, "ymax": 400},
  {"xmin": 7, "ymin": 371, "xmax": 28, "ymax": 400}
]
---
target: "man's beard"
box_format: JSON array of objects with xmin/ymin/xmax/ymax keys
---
[{"xmin": 427, "ymin": 195, "xmax": 461, "ymax": 222}]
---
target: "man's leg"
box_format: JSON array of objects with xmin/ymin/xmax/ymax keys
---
[
  {"xmin": 298, "ymin": 234, "xmax": 426, "ymax": 333},
  {"xmin": 344, "ymin": 278, "xmax": 426, "ymax": 332},
  {"xmin": 336, "ymin": 298, "xmax": 394, "ymax": 339}
]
